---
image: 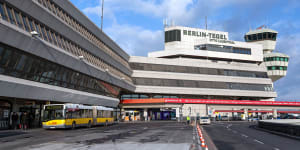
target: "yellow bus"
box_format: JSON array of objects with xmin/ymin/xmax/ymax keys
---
[{"xmin": 42, "ymin": 104, "xmax": 115, "ymax": 129}]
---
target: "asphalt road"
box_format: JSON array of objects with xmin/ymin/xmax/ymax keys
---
[
  {"xmin": 203, "ymin": 121, "xmax": 300, "ymax": 150},
  {"xmin": 0, "ymin": 121, "xmax": 194, "ymax": 150}
]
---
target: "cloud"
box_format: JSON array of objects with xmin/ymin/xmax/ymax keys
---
[
  {"xmin": 104, "ymin": 23, "xmax": 164, "ymax": 56},
  {"xmin": 275, "ymin": 32, "xmax": 300, "ymax": 101}
]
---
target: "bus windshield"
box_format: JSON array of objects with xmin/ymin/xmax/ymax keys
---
[{"xmin": 43, "ymin": 105, "xmax": 64, "ymax": 121}]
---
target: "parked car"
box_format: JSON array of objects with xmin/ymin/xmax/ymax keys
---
[
  {"xmin": 199, "ymin": 116, "xmax": 211, "ymax": 125},
  {"xmin": 221, "ymin": 116, "xmax": 229, "ymax": 121},
  {"xmin": 248, "ymin": 117, "xmax": 259, "ymax": 121}
]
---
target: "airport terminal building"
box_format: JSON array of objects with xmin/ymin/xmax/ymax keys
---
[
  {"xmin": 0, "ymin": 0, "xmax": 134, "ymax": 129},
  {"xmin": 120, "ymin": 26, "xmax": 290, "ymax": 121},
  {"xmin": 0, "ymin": 0, "xmax": 295, "ymax": 129}
]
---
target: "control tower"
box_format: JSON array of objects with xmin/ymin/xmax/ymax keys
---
[{"xmin": 244, "ymin": 26, "xmax": 289, "ymax": 82}]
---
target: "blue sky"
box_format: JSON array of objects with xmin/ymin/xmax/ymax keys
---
[{"xmin": 70, "ymin": 0, "xmax": 300, "ymax": 101}]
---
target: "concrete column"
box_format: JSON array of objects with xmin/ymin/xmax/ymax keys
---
[
  {"xmin": 244, "ymin": 108, "xmax": 248, "ymax": 121},
  {"xmin": 144, "ymin": 108, "xmax": 148, "ymax": 122},
  {"xmin": 121, "ymin": 108, "xmax": 125, "ymax": 122},
  {"xmin": 273, "ymin": 109, "xmax": 277, "ymax": 119}
]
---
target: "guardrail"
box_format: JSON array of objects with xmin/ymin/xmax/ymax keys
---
[{"xmin": 258, "ymin": 120, "xmax": 300, "ymax": 136}]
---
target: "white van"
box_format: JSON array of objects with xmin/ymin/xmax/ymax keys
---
[{"xmin": 199, "ymin": 116, "xmax": 211, "ymax": 125}]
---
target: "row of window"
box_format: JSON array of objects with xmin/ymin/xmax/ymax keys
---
[
  {"xmin": 0, "ymin": 42, "xmax": 121, "ymax": 98},
  {"xmin": 120, "ymin": 94, "xmax": 262, "ymax": 101},
  {"xmin": 65, "ymin": 109, "xmax": 93, "ymax": 119},
  {"xmin": 244, "ymin": 32, "xmax": 277, "ymax": 42},
  {"xmin": 194, "ymin": 44, "xmax": 251, "ymax": 55},
  {"xmin": 133, "ymin": 77, "xmax": 274, "ymax": 92},
  {"xmin": 65, "ymin": 109, "xmax": 113, "ymax": 119},
  {"xmin": 36, "ymin": 0, "xmax": 130, "ymax": 70},
  {"xmin": 267, "ymin": 66, "xmax": 288, "ymax": 71},
  {"xmin": 130, "ymin": 63, "xmax": 268, "ymax": 78},
  {"xmin": 165, "ymin": 30, "xmax": 181, "ymax": 43},
  {"xmin": 0, "ymin": 1, "xmax": 131, "ymax": 82},
  {"xmin": 264, "ymin": 57, "xmax": 289, "ymax": 62}
]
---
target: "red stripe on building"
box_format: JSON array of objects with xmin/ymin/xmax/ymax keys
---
[{"xmin": 121, "ymin": 98, "xmax": 300, "ymax": 106}]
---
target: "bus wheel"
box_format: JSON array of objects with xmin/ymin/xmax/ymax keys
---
[
  {"xmin": 72, "ymin": 122, "xmax": 76, "ymax": 130},
  {"xmin": 88, "ymin": 120, "xmax": 92, "ymax": 128}
]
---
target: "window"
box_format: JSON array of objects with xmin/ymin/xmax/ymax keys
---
[
  {"xmin": 280, "ymin": 57, "xmax": 284, "ymax": 61},
  {"xmin": 247, "ymin": 35, "xmax": 252, "ymax": 41},
  {"xmin": 46, "ymin": 29, "xmax": 53, "ymax": 43},
  {"xmin": 258, "ymin": 33, "xmax": 262, "ymax": 40},
  {"xmin": 285, "ymin": 58, "xmax": 289, "ymax": 62},
  {"xmin": 56, "ymin": 34, "xmax": 62, "ymax": 48},
  {"xmin": 6, "ymin": 7, "xmax": 16, "ymax": 25},
  {"xmin": 40, "ymin": 26, "xmax": 48, "ymax": 41},
  {"xmin": 7, "ymin": 50, "xmax": 21, "ymax": 70},
  {"xmin": 165, "ymin": 30, "xmax": 181, "ymax": 43},
  {"xmin": 41, "ymin": 0, "xmax": 48, "ymax": 8},
  {"xmin": 263, "ymin": 32, "xmax": 267, "ymax": 39},
  {"xmin": 28, "ymin": 19, "xmax": 35, "ymax": 32},
  {"xmin": 272, "ymin": 33, "xmax": 277, "ymax": 40},
  {"xmin": 23, "ymin": 57, "xmax": 33, "ymax": 73},
  {"xmin": 51, "ymin": 3, "xmax": 57, "ymax": 14},
  {"xmin": 34, "ymin": 23, "xmax": 43, "ymax": 38},
  {"xmin": 267, "ymin": 32, "xmax": 272, "ymax": 39},
  {"xmin": 14, "ymin": 10, "xmax": 23, "ymax": 28},
  {"xmin": 0, "ymin": 48, "xmax": 12, "ymax": 68},
  {"xmin": 15, "ymin": 55, "xmax": 27, "ymax": 71},
  {"xmin": 252, "ymin": 34, "xmax": 257, "ymax": 40},
  {"xmin": 0, "ymin": 3, "xmax": 8, "ymax": 21},
  {"xmin": 52, "ymin": 32, "xmax": 58, "ymax": 46},
  {"xmin": 21, "ymin": 15, "xmax": 29, "ymax": 31}
]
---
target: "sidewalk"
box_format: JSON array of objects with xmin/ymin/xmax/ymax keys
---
[{"xmin": 0, "ymin": 128, "xmax": 43, "ymax": 138}]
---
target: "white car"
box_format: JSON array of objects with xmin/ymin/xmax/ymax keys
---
[{"xmin": 199, "ymin": 116, "xmax": 211, "ymax": 125}]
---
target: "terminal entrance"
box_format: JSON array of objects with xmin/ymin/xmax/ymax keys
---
[
  {"xmin": 149, "ymin": 108, "xmax": 176, "ymax": 120},
  {"xmin": 123, "ymin": 108, "xmax": 176, "ymax": 121},
  {"xmin": 0, "ymin": 100, "xmax": 11, "ymax": 129}
]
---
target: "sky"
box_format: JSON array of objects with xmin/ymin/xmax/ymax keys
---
[{"xmin": 70, "ymin": 0, "xmax": 300, "ymax": 101}]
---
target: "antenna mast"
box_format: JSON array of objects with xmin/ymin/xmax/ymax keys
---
[
  {"xmin": 101, "ymin": 0, "xmax": 104, "ymax": 31},
  {"xmin": 205, "ymin": 16, "xmax": 207, "ymax": 30}
]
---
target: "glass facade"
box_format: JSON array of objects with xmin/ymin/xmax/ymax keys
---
[
  {"xmin": 165, "ymin": 30, "xmax": 181, "ymax": 43},
  {"xmin": 130, "ymin": 63, "xmax": 268, "ymax": 78},
  {"xmin": 245, "ymin": 32, "xmax": 277, "ymax": 42},
  {"xmin": 133, "ymin": 77, "xmax": 273, "ymax": 92},
  {"xmin": 0, "ymin": 42, "xmax": 121, "ymax": 98},
  {"xmin": 195, "ymin": 44, "xmax": 251, "ymax": 55}
]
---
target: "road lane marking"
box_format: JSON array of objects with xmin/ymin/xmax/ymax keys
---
[
  {"xmin": 241, "ymin": 134, "xmax": 248, "ymax": 138},
  {"xmin": 232, "ymin": 130, "xmax": 237, "ymax": 134},
  {"xmin": 254, "ymin": 139, "xmax": 264, "ymax": 144},
  {"xmin": 273, "ymin": 148, "xmax": 280, "ymax": 150}
]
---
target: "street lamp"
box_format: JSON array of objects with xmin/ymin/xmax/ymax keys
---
[
  {"xmin": 30, "ymin": 31, "xmax": 39, "ymax": 37},
  {"xmin": 78, "ymin": 55, "xmax": 84, "ymax": 60}
]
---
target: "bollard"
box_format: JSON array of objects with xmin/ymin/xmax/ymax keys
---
[
  {"xmin": 205, "ymin": 145, "xmax": 209, "ymax": 150},
  {"xmin": 201, "ymin": 140, "xmax": 206, "ymax": 147}
]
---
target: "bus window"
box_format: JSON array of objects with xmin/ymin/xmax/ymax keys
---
[{"xmin": 43, "ymin": 105, "xmax": 64, "ymax": 121}]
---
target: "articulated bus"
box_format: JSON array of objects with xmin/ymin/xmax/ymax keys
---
[{"xmin": 42, "ymin": 104, "xmax": 116, "ymax": 129}]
